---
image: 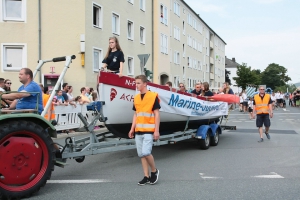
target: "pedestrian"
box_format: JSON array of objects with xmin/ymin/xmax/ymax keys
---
[
  {"xmin": 271, "ymin": 92, "xmax": 276, "ymax": 110},
  {"xmin": 191, "ymin": 83, "xmax": 202, "ymax": 97},
  {"xmin": 128, "ymin": 74, "xmax": 160, "ymax": 186},
  {"xmin": 248, "ymin": 97, "xmax": 254, "ymax": 119},
  {"xmin": 101, "ymin": 36, "xmax": 125, "ymax": 77},
  {"xmin": 239, "ymin": 93, "xmax": 243, "ymax": 112},
  {"xmin": 252, "ymin": 86, "xmax": 273, "ymax": 142}
]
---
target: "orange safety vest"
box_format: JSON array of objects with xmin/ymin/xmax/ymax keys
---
[
  {"xmin": 134, "ymin": 91, "xmax": 159, "ymax": 132},
  {"xmin": 42, "ymin": 93, "xmax": 55, "ymax": 120},
  {"xmin": 254, "ymin": 93, "xmax": 270, "ymax": 114}
]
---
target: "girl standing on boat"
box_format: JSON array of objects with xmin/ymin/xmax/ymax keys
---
[
  {"xmin": 101, "ymin": 36, "xmax": 125, "ymax": 77},
  {"xmin": 200, "ymin": 82, "xmax": 213, "ymax": 96},
  {"xmin": 223, "ymin": 82, "xmax": 234, "ymax": 94}
]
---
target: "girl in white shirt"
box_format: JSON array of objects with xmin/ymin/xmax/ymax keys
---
[
  {"xmin": 271, "ymin": 92, "xmax": 276, "ymax": 110},
  {"xmin": 239, "ymin": 93, "xmax": 243, "ymax": 112},
  {"xmin": 248, "ymin": 97, "xmax": 254, "ymax": 119}
]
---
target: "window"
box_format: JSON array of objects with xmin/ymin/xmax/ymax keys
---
[
  {"xmin": 128, "ymin": 0, "xmax": 134, "ymax": 4},
  {"xmin": 174, "ymin": 76, "xmax": 179, "ymax": 88},
  {"xmin": 173, "ymin": 1, "xmax": 180, "ymax": 16},
  {"xmin": 160, "ymin": 4, "xmax": 168, "ymax": 25},
  {"xmin": 198, "ymin": 22, "xmax": 203, "ymax": 34},
  {"xmin": 2, "ymin": 0, "xmax": 26, "ymax": 21},
  {"xmin": 206, "ymin": 29, "xmax": 209, "ymax": 39},
  {"xmin": 112, "ymin": 13, "xmax": 120, "ymax": 35},
  {"xmin": 170, "ymin": 22, "xmax": 172, "ymax": 36},
  {"xmin": 127, "ymin": 56, "xmax": 134, "ymax": 75},
  {"xmin": 2, "ymin": 44, "xmax": 27, "ymax": 71},
  {"xmin": 206, "ymin": 64, "xmax": 209, "ymax": 72},
  {"xmin": 160, "ymin": 33, "xmax": 168, "ymax": 54},
  {"xmin": 93, "ymin": 3, "xmax": 102, "ymax": 28},
  {"xmin": 127, "ymin": 20, "xmax": 134, "ymax": 40},
  {"xmin": 197, "ymin": 42, "xmax": 202, "ymax": 52},
  {"xmin": 93, "ymin": 48, "xmax": 102, "ymax": 72},
  {"xmin": 183, "ymin": 44, "xmax": 185, "ymax": 57},
  {"xmin": 174, "ymin": 26, "xmax": 180, "ymax": 41},
  {"xmin": 182, "ymin": 21, "xmax": 185, "ymax": 35},
  {"xmin": 198, "ymin": 61, "xmax": 201, "ymax": 70},
  {"xmin": 139, "ymin": 26, "xmax": 146, "ymax": 44},
  {"xmin": 140, "ymin": 0, "xmax": 145, "ymax": 11},
  {"xmin": 173, "ymin": 51, "xmax": 180, "ymax": 64},
  {"xmin": 170, "ymin": 48, "xmax": 172, "ymax": 62}
]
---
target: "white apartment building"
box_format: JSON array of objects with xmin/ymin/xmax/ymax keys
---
[
  {"xmin": 0, "ymin": 0, "xmax": 152, "ymax": 95},
  {"xmin": 154, "ymin": 0, "xmax": 226, "ymax": 91}
]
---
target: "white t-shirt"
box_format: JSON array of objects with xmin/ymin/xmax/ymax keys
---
[
  {"xmin": 240, "ymin": 96, "xmax": 243, "ymax": 103},
  {"xmin": 271, "ymin": 95, "xmax": 276, "ymax": 102},
  {"xmin": 248, "ymin": 100, "xmax": 253, "ymax": 109},
  {"xmin": 0, "ymin": 87, "xmax": 5, "ymax": 92},
  {"xmin": 279, "ymin": 94, "xmax": 284, "ymax": 99},
  {"xmin": 67, "ymin": 93, "xmax": 74, "ymax": 101},
  {"xmin": 242, "ymin": 93, "xmax": 247, "ymax": 101},
  {"xmin": 275, "ymin": 92, "xmax": 280, "ymax": 99}
]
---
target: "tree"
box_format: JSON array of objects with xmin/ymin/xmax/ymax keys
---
[
  {"xmin": 225, "ymin": 69, "xmax": 231, "ymax": 85},
  {"xmin": 260, "ymin": 63, "xmax": 291, "ymax": 89},
  {"xmin": 233, "ymin": 63, "xmax": 261, "ymax": 90},
  {"xmin": 274, "ymin": 84, "xmax": 297, "ymax": 94}
]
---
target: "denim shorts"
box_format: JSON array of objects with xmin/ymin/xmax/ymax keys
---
[{"xmin": 135, "ymin": 133, "xmax": 153, "ymax": 157}]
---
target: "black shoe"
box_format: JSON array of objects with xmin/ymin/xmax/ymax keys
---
[
  {"xmin": 265, "ymin": 132, "xmax": 270, "ymax": 139},
  {"xmin": 150, "ymin": 169, "xmax": 159, "ymax": 185},
  {"xmin": 258, "ymin": 138, "xmax": 263, "ymax": 143},
  {"xmin": 138, "ymin": 176, "xmax": 150, "ymax": 186}
]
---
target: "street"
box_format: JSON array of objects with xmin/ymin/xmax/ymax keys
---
[{"xmin": 32, "ymin": 106, "xmax": 300, "ymax": 200}]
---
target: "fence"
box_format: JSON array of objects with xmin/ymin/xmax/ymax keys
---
[{"xmin": 53, "ymin": 104, "xmax": 103, "ymax": 131}]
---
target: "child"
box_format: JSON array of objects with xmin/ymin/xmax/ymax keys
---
[
  {"xmin": 56, "ymin": 90, "xmax": 68, "ymax": 106},
  {"xmin": 248, "ymin": 97, "xmax": 254, "ymax": 119}
]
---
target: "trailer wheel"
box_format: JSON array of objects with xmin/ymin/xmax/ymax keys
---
[
  {"xmin": 0, "ymin": 120, "xmax": 55, "ymax": 199},
  {"xmin": 75, "ymin": 156, "xmax": 85, "ymax": 163},
  {"xmin": 210, "ymin": 128, "xmax": 220, "ymax": 146},
  {"xmin": 199, "ymin": 130, "xmax": 210, "ymax": 150}
]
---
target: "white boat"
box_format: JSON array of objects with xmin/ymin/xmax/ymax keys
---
[{"xmin": 98, "ymin": 72, "xmax": 228, "ymax": 138}]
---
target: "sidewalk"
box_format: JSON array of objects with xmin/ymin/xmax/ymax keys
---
[{"xmin": 54, "ymin": 127, "xmax": 109, "ymax": 140}]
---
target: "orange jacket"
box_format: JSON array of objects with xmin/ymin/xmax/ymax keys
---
[
  {"xmin": 254, "ymin": 93, "xmax": 270, "ymax": 114},
  {"xmin": 42, "ymin": 93, "xmax": 55, "ymax": 120},
  {"xmin": 134, "ymin": 91, "xmax": 159, "ymax": 132}
]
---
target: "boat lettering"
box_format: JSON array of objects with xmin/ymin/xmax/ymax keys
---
[
  {"xmin": 120, "ymin": 93, "xmax": 134, "ymax": 102},
  {"xmin": 168, "ymin": 94, "xmax": 219, "ymax": 111},
  {"xmin": 125, "ymin": 79, "xmax": 135, "ymax": 86}
]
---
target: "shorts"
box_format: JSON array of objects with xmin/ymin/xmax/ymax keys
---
[
  {"xmin": 256, "ymin": 114, "xmax": 271, "ymax": 127},
  {"xmin": 248, "ymin": 108, "xmax": 253, "ymax": 112},
  {"xmin": 243, "ymin": 101, "xmax": 248, "ymax": 107},
  {"xmin": 276, "ymin": 99, "xmax": 282, "ymax": 104},
  {"xmin": 135, "ymin": 133, "xmax": 153, "ymax": 157},
  {"xmin": 296, "ymin": 100, "xmax": 300, "ymax": 106}
]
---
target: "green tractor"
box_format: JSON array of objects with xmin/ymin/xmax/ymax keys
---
[{"xmin": 0, "ymin": 55, "xmax": 75, "ymax": 199}]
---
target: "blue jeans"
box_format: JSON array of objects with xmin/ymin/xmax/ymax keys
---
[{"xmin": 135, "ymin": 134, "xmax": 153, "ymax": 157}]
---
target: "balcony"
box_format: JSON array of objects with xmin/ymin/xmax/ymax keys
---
[
  {"xmin": 210, "ymin": 41, "xmax": 213, "ymax": 49},
  {"xmin": 210, "ymin": 56, "xmax": 214, "ymax": 64},
  {"xmin": 210, "ymin": 72, "xmax": 214, "ymax": 80}
]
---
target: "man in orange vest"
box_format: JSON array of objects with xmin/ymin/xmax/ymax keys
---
[
  {"xmin": 128, "ymin": 75, "xmax": 160, "ymax": 186},
  {"xmin": 252, "ymin": 85, "xmax": 273, "ymax": 142}
]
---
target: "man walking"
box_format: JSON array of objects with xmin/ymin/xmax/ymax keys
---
[
  {"xmin": 252, "ymin": 85, "xmax": 273, "ymax": 142},
  {"xmin": 128, "ymin": 75, "xmax": 160, "ymax": 186}
]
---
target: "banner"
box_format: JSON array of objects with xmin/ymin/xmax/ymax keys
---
[{"xmin": 147, "ymin": 86, "xmax": 228, "ymax": 117}]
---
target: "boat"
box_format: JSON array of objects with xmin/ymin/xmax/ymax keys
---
[{"xmin": 98, "ymin": 72, "xmax": 229, "ymax": 138}]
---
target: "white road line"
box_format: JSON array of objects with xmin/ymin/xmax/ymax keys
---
[
  {"xmin": 47, "ymin": 179, "xmax": 111, "ymax": 184},
  {"xmin": 201, "ymin": 176, "xmax": 223, "ymax": 179},
  {"xmin": 253, "ymin": 172, "xmax": 284, "ymax": 179},
  {"xmin": 232, "ymin": 121, "xmax": 241, "ymax": 122}
]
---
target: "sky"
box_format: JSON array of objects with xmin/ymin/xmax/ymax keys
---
[{"xmin": 184, "ymin": 0, "xmax": 300, "ymax": 83}]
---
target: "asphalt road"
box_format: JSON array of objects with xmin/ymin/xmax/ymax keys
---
[{"xmin": 31, "ymin": 106, "xmax": 300, "ymax": 200}]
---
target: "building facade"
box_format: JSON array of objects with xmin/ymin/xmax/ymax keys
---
[
  {"xmin": 225, "ymin": 57, "xmax": 240, "ymax": 93},
  {"xmin": 0, "ymin": 0, "xmax": 152, "ymax": 95},
  {"xmin": 0, "ymin": 0, "xmax": 225, "ymax": 95}
]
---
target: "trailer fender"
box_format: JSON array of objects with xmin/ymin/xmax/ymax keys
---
[
  {"xmin": 195, "ymin": 125, "xmax": 212, "ymax": 139},
  {"xmin": 209, "ymin": 124, "xmax": 222, "ymax": 136}
]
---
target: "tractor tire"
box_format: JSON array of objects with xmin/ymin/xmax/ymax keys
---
[
  {"xmin": 0, "ymin": 120, "xmax": 55, "ymax": 199},
  {"xmin": 210, "ymin": 128, "xmax": 220, "ymax": 146},
  {"xmin": 199, "ymin": 130, "xmax": 210, "ymax": 150}
]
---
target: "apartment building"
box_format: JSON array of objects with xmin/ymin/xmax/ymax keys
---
[
  {"xmin": 0, "ymin": 0, "xmax": 152, "ymax": 95},
  {"xmin": 153, "ymin": 0, "xmax": 226, "ymax": 90}
]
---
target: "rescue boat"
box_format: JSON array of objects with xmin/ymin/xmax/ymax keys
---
[{"xmin": 98, "ymin": 72, "xmax": 229, "ymax": 138}]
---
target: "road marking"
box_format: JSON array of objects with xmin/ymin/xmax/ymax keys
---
[
  {"xmin": 47, "ymin": 179, "xmax": 111, "ymax": 184},
  {"xmin": 253, "ymin": 172, "xmax": 284, "ymax": 179},
  {"xmin": 232, "ymin": 121, "xmax": 241, "ymax": 122},
  {"xmin": 199, "ymin": 173, "xmax": 223, "ymax": 179}
]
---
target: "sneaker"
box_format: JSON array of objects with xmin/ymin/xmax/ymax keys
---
[
  {"xmin": 150, "ymin": 169, "xmax": 159, "ymax": 185},
  {"xmin": 265, "ymin": 132, "xmax": 270, "ymax": 139},
  {"xmin": 258, "ymin": 138, "xmax": 263, "ymax": 143},
  {"xmin": 138, "ymin": 176, "xmax": 150, "ymax": 186}
]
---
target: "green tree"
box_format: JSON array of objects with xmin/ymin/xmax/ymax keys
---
[
  {"xmin": 233, "ymin": 63, "xmax": 261, "ymax": 90},
  {"xmin": 225, "ymin": 69, "xmax": 231, "ymax": 85},
  {"xmin": 274, "ymin": 84, "xmax": 297, "ymax": 93},
  {"xmin": 260, "ymin": 63, "xmax": 291, "ymax": 89}
]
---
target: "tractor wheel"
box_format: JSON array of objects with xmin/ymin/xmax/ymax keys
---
[{"xmin": 0, "ymin": 120, "xmax": 55, "ymax": 199}]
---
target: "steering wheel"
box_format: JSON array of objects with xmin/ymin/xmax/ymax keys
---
[{"xmin": 1, "ymin": 99, "xmax": 10, "ymax": 109}]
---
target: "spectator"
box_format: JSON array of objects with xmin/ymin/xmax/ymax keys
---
[
  {"xmin": 200, "ymin": 82, "xmax": 213, "ymax": 96},
  {"xmin": 178, "ymin": 83, "xmax": 187, "ymax": 93},
  {"xmin": 0, "ymin": 78, "xmax": 5, "ymax": 92},
  {"xmin": 38, "ymin": 83, "xmax": 55, "ymax": 121},
  {"xmin": 4, "ymin": 79, "xmax": 12, "ymax": 91},
  {"xmin": 56, "ymin": 90, "xmax": 68, "ymax": 106},
  {"xmin": 91, "ymin": 91, "xmax": 98, "ymax": 102},
  {"xmin": 191, "ymin": 83, "xmax": 202, "ymax": 96},
  {"xmin": 62, "ymin": 83, "xmax": 69, "ymax": 102},
  {"xmin": 218, "ymin": 87, "xmax": 224, "ymax": 94},
  {"xmin": 67, "ymin": 86, "xmax": 74, "ymax": 101},
  {"xmin": 79, "ymin": 87, "xmax": 90, "ymax": 104},
  {"xmin": 165, "ymin": 81, "xmax": 172, "ymax": 87}
]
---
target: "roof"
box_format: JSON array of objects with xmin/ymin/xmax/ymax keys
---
[
  {"xmin": 181, "ymin": 0, "xmax": 226, "ymax": 45},
  {"xmin": 225, "ymin": 57, "xmax": 240, "ymax": 68}
]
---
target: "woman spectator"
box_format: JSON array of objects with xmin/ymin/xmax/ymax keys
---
[
  {"xmin": 67, "ymin": 86, "xmax": 74, "ymax": 101},
  {"xmin": 4, "ymin": 79, "xmax": 12, "ymax": 91},
  {"xmin": 101, "ymin": 36, "xmax": 125, "ymax": 77},
  {"xmin": 200, "ymin": 82, "xmax": 214, "ymax": 97},
  {"xmin": 223, "ymin": 82, "xmax": 234, "ymax": 94},
  {"xmin": 91, "ymin": 91, "xmax": 98, "ymax": 102}
]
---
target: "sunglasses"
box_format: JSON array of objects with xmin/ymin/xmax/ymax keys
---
[
  {"xmin": 179, "ymin": 86, "xmax": 184, "ymax": 88},
  {"xmin": 259, "ymin": 89, "xmax": 265, "ymax": 90},
  {"xmin": 6, "ymin": 82, "xmax": 12, "ymax": 84}
]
